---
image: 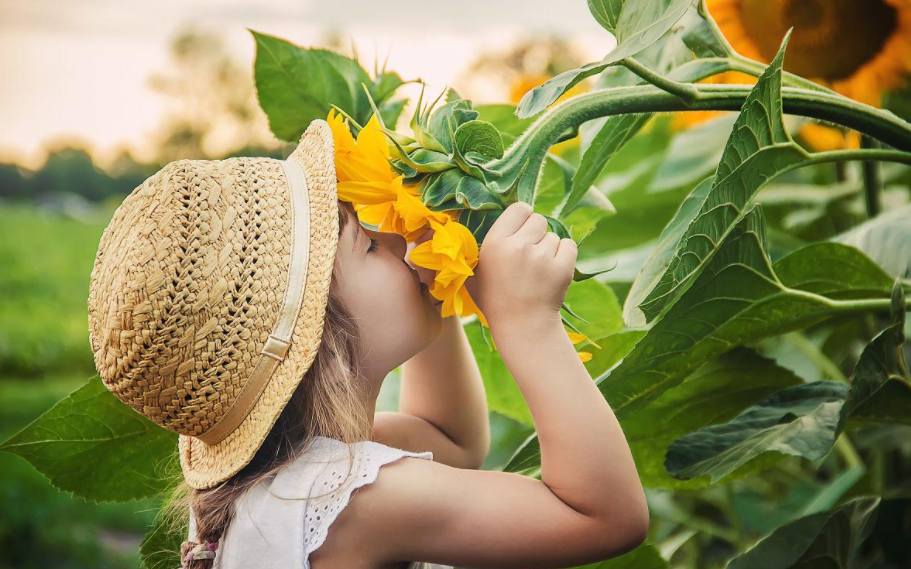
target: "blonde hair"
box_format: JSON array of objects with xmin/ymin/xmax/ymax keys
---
[{"xmin": 158, "ymin": 200, "xmax": 372, "ymax": 568}]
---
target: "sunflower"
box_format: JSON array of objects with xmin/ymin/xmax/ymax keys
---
[
  {"xmin": 329, "ymin": 108, "xmax": 486, "ymax": 322},
  {"xmin": 678, "ymin": 0, "xmax": 911, "ymax": 145},
  {"xmin": 407, "ymin": 217, "xmax": 489, "ymax": 326},
  {"xmin": 708, "ymin": 0, "xmax": 911, "ymax": 106},
  {"xmin": 327, "ymin": 108, "xmax": 451, "ymax": 241}
]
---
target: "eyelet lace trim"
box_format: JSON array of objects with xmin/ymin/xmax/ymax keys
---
[{"xmin": 303, "ymin": 441, "xmax": 433, "ymax": 558}]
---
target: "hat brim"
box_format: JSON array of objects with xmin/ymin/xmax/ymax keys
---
[{"xmin": 178, "ymin": 119, "xmax": 339, "ymax": 490}]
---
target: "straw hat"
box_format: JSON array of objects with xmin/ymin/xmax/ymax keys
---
[{"xmin": 87, "ymin": 119, "xmax": 339, "ymax": 490}]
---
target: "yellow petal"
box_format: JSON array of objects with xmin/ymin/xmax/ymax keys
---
[
  {"xmin": 338, "ymin": 180, "xmax": 399, "ymax": 204},
  {"xmin": 566, "ymin": 331, "xmax": 588, "ymax": 344},
  {"xmin": 408, "ymin": 242, "xmax": 446, "ymax": 271}
]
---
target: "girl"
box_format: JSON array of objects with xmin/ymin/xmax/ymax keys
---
[{"xmin": 87, "ymin": 119, "xmax": 647, "ymax": 569}]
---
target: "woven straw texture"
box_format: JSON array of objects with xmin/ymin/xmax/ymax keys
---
[{"xmin": 87, "ymin": 119, "xmax": 339, "ymax": 489}]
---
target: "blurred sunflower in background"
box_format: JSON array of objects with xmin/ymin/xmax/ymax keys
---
[
  {"xmin": 458, "ymin": 35, "xmax": 590, "ymax": 155},
  {"xmin": 679, "ymin": 0, "xmax": 911, "ymax": 150}
]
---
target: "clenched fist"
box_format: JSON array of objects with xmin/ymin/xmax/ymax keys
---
[{"xmin": 464, "ymin": 201, "xmax": 577, "ymax": 329}]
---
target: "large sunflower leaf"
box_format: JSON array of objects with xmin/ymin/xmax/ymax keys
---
[
  {"xmin": 727, "ymin": 496, "xmax": 880, "ymax": 569},
  {"xmin": 621, "ymin": 176, "xmax": 714, "ymax": 327},
  {"xmin": 662, "ymin": 283, "xmax": 909, "ymax": 484},
  {"xmin": 838, "ymin": 281, "xmax": 911, "ymax": 429},
  {"xmin": 833, "ymin": 203, "xmax": 911, "ymax": 279},
  {"xmin": 0, "ymin": 376, "xmax": 179, "ymax": 502},
  {"xmin": 606, "ymin": 230, "xmax": 895, "ymax": 423},
  {"xmin": 503, "ymin": 210, "xmax": 896, "ymax": 477},
  {"xmin": 663, "ymin": 381, "xmax": 848, "ymax": 482},
  {"xmin": 574, "ymin": 541, "xmax": 668, "ymax": 569},
  {"xmin": 516, "ymin": 0, "xmax": 692, "ymax": 118},
  {"xmin": 567, "ymin": 113, "xmax": 652, "ymax": 217},
  {"xmin": 627, "ymin": 33, "xmax": 812, "ymax": 327},
  {"xmin": 250, "ymin": 30, "xmax": 401, "ymax": 142},
  {"xmin": 629, "ymin": 347, "xmax": 803, "ymax": 488},
  {"xmin": 505, "ymin": 346, "xmax": 804, "ymax": 488}
]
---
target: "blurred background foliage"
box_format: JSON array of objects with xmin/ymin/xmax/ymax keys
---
[{"xmin": 4, "ymin": 0, "xmax": 911, "ymax": 566}]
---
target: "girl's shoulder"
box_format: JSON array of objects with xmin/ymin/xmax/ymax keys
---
[
  {"xmin": 291, "ymin": 436, "xmax": 435, "ymax": 557},
  {"xmin": 191, "ymin": 436, "xmax": 438, "ymax": 568}
]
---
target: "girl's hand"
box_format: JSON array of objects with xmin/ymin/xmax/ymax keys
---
[
  {"xmin": 464, "ymin": 201, "xmax": 577, "ymax": 329},
  {"xmin": 405, "ymin": 225, "xmax": 436, "ymax": 288}
]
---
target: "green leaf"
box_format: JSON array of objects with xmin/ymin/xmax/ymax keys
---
[
  {"xmin": 610, "ymin": 213, "xmax": 894, "ymax": 418},
  {"xmin": 516, "ymin": 0, "xmax": 692, "ymax": 118},
  {"xmin": 505, "ymin": 347, "xmax": 805, "ymax": 487},
  {"xmin": 838, "ymin": 280, "xmax": 911, "ymax": 428},
  {"xmin": 568, "ymin": 114, "xmax": 651, "ymax": 217},
  {"xmin": 632, "ymin": 32, "xmax": 812, "ymax": 326},
  {"xmin": 587, "ymin": 0, "xmax": 624, "ymax": 31},
  {"xmin": 680, "ymin": 5, "xmax": 731, "ymax": 57},
  {"xmin": 428, "ymin": 98, "xmax": 479, "ymax": 154},
  {"xmin": 774, "ymin": 242, "xmax": 896, "ymax": 299},
  {"xmin": 454, "ymin": 120, "xmax": 505, "ymax": 161},
  {"xmin": 421, "ymin": 170, "xmax": 502, "ymax": 211},
  {"xmin": 833, "ymin": 203, "xmax": 911, "ymax": 279},
  {"xmin": 727, "ymin": 496, "xmax": 880, "ymax": 569},
  {"xmin": 371, "ymin": 71, "xmax": 404, "ymax": 104},
  {"xmin": 505, "ymin": 209, "xmax": 897, "ymax": 479},
  {"xmin": 664, "ymin": 381, "xmax": 848, "ymax": 482},
  {"xmin": 0, "ymin": 376, "xmax": 179, "ymax": 502},
  {"xmin": 580, "ymin": 330, "xmax": 648, "ymax": 382},
  {"xmin": 576, "ymin": 541, "xmax": 668, "ymax": 568},
  {"xmin": 565, "ymin": 279, "xmax": 626, "ymax": 339},
  {"xmin": 658, "ymin": 273, "xmax": 908, "ymax": 485},
  {"xmin": 622, "ymin": 176, "xmax": 714, "ymax": 327},
  {"xmin": 629, "ymin": 347, "xmax": 804, "ymax": 488},
  {"xmin": 650, "ymin": 114, "xmax": 737, "ymax": 192},
  {"xmin": 250, "ymin": 30, "xmax": 376, "ymax": 142}
]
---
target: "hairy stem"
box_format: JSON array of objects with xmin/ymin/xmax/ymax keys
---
[{"xmin": 488, "ymin": 85, "xmax": 911, "ymax": 188}]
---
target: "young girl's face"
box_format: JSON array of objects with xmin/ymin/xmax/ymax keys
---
[{"xmin": 333, "ymin": 202, "xmax": 443, "ymax": 380}]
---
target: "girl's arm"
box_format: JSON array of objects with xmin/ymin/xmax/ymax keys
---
[
  {"xmin": 349, "ymin": 203, "xmax": 649, "ymax": 567},
  {"xmin": 375, "ymin": 315, "xmax": 491, "ymax": 470},
  {"xmin": 352, "ymin": 308, "xmax": 649, "ymax": 568}
]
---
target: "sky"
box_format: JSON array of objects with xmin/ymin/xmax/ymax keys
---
[{"xmin": 0, "ymin": 0, "xmax": 616, "ymax": 170}]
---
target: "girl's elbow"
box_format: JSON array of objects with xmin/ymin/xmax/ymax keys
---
[{"xmin": 593, "ymin": 497, "xmax": 650, "ymax": 558}]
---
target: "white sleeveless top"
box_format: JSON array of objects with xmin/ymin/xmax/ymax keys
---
[{"xmin": 187, "ymin": 435, "xmax": 453, "ymax": 569}]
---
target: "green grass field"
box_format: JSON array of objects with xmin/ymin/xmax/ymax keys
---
[{"xmin": 0, "ymin": 201, "xmax": 160, "ymax": 569}]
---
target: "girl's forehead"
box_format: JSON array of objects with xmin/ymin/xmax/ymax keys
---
[{"xmin": 337, "ymin": 201, "xmax": 363, "ymax": 254}]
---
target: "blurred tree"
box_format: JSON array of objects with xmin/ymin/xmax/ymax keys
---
[
  {"xmin": 146, "ymin": 25, "xmax": 292, "ymax": 163},
  {"xmin": 454, "ymin": 34, "xmax": 589, "ymax": 104}
]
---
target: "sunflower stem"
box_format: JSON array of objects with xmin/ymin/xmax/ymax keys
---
[
  {"xmin": 488, "ymin": 84, "xmax": 911, "ymax": 190},
  {"xmin": 621, "ymin": 58, "xmax": 702, "ymax": 103},
  {"xmin": 861, "ymin": 136, "xmax": 883, "ymax": 218}
]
